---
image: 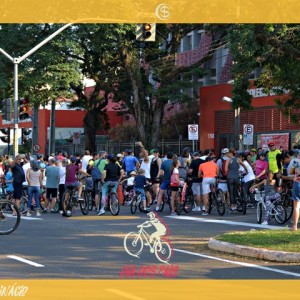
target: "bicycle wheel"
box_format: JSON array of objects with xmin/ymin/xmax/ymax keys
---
[
  {"xmin": 19, "ymin": 195, "xmax": 28, "ymax": 213},
  {"xmin": 109, "ymin": 192, "xmax": 120, "ymax": 216},
  {"xmin": 138, "ymin": 195, "xmax": 146, "ymax": 212},
  {"xmin": 0, "ymin": 200, "xmax": 21, "ymax": 235},
  {"xmin": 256, "ymin": 202, "xmax": 263, "ymax": 223},
  {"xmin": 130, "ymin": 195, "xmax": 138, "ymax": 214},
  {"xmin": 80, "ymin": 192, "xmax": 89, "ymax": 215},
  {"xmin": 208, "ymin": 193, "xmax": 214, "ymax": 214},
  {"xmin": 155, "ymin": 240, "xmax": 173, "ymax": 264},
  {"xmin": 216, "ymin": 189, "xmax": 226, "ymax": 216},
  {"xmin": 236, "ymin": 192, "xmax": 247, "ymax": 215},
  {"xmin": 62, "ymin": 191, "xmax": 73, "ymax": 217},
  {"xmin": 183, "ymin": 189, "xmax": 194, "ymax": 213},
  {"xmin": 159, "ymin": 194, "xmax": 165, "ymax": 212},
  {"xmin": 274, "ymin": 203, "xmax": 287, "ymax": 224},
  {"xmin": 175, "ymin": 191, "xmax": 183, "ymax": 215},
  {"xmin": 281, "ymin": 192, "xmax": 293, "ymax": 222},
  {"xmin": 124, "ymin": 232, "xmax": 143, "ymax": 257}
]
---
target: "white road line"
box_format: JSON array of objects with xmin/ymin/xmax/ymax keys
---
[
  {"xmin": 167, "ymin": 215, "xmax": 284, "ymax": 230},
  {"xmin": 107, "ymin": 289, "xmax": 146, "ymax": 300},
  {"xmin": 7, "ymin": 255, "xmax": 44, "ymax": 267},
  {"xmin": 5, "ymin": 215, "xmax": 42, "ymax": 221},
  {"xmin": 174, "ymin": 249, "xmax": 300, "ymax": 278}
]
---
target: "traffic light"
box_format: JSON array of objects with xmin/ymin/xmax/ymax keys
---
[
  {"xmin": 1, "ymin": 98, "xmax": 11, "ymax": 121},
  {"xmin": 0, "ymin": 128, "xmax": 10, "ymax": 143},
  {"xmin": 22, "ymin": 128, "xmax": 32, "ymax": 145},
  {"xmin": 19, "ymin": 98, "xmax": 30, "ymax": 120},
  {"xmin": 136, "ymin": 23, "xmax": 156, "ymax": 42}
]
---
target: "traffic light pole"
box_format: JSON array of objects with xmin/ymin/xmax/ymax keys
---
[{"xmin": 0, "ymin": 23, "xmax": 72, "ymax": 156}]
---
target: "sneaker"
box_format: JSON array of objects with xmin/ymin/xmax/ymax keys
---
[
  {"xmin": 26, "ymin": 211, "xmax": 31, "ymax": 217},
  {"xmin": 229, "ymin": 208, "xmax": 237, "ymax": 213},
  {"xmin": 170, "ymin": 212, "xmax": 177, "ymax": 216},
  {"xmin": 50, "ymin": 209, "xmax": 56, "ymax": 213},
  {"xmin": 42, "ymin": 208, "xmax": 48, "ymax": 213},
  {"xmin": 262, "ymin": 220, "xmax": 268, "ymax": 225},
  {"xmin": 142, "ymin": 209, "xmax": 149, "ymax": 213},
  {"xmin": 36, "ymin": 211, "xmax": 41, "ymax": 217},
  {"xmin": 97, "ymin": 209, "xmax": 105, "ymax": 216},
  {"xmin": 77, "ymin": 197, "xmax": 84, "ymax": 201},
  {"xmin": 59, "ymin": 210, "xmax": 63, "ymax": 214},
  {"xmin": 154, "ymin": 207, "xmax": 160, "ymax": 212},
  {"xmin": 201, "ymin": 211, "xmax": 209, "ymax": 216},
  {"xmin": 192, "ymin": 207, "xmax": 201, "ymax": 212},
  {"xmin": 66, "ymin": 210, "xmax": 72, "ymax": 216}
]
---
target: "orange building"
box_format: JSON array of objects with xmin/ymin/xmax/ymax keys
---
[{"xmin": 199, "ymin": 83, "xmax": 300, "ymax": 153}]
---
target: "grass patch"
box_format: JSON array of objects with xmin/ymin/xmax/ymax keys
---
[{"xmin": 216, "ymin": 230, "xmax": 300, "ymax": 253}]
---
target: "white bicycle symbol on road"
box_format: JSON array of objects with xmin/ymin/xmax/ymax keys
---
[{"xmin": 124, "ymin": 214, "xmax": 173, "ymax": 264}]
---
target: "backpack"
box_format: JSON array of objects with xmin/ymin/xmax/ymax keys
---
[
  {"xmin": 91, "ymin": 159, "xmax": 102, "ymax": 181},
  {"xmin": 220, "ymin": 158, "xmax": 227, "ymax": 179},
  {"xmin": 178, "ymin": 157, "xmax": 187, "ymax": 180}
]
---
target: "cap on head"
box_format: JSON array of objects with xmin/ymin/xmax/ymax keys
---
[
  {"xmin": 107, "ymin": 153, "xmax": 114, "ymax": 160},
  {"xmin": 268, "ymin": 142, "xmax": 275, "ymax": 147},
  {"xmin": 116, "ymin": 153, "xmax": 124, "ymax": 158},
  {"xmin": 130, "ymin": 171, "xmax": 137, "ymax": 176},
  {"xmin": 192, "ymin": 152, "xmax": 200, "ymax": 157},
  {"xmin": 221, "ymin": 148, "xmax": 229, "ymax": 154},
  {"xmin": 70, "ymin": 157, "xmax": 77, "ymax": 163},
  {"xmin": 250, "ymin": 148, "xmax": 257, "ymax": 152},
  {"xmin": 150, "ymin": 149, "xmax": 159, "ymax": 155}
]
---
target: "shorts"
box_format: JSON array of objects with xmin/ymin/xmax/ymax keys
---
[
  {"xmin": 65, "ymin": 182, "xmax": 80, "ymax": 191},
  {"xmin": 46, "ymin": 188, "xmax": 58, "ymax": 198},
  {"xmin": 170, "ymin": 186, "xmax": 179, "ymax": 192},
  {"xmin": 292, "ymin": 181, "xmax": 300, "ymax": 201},
  {"xmin": 135, "ymin": 188, "xmax": 146, "ymax": 201},
  {"xmin": 218, "ymin": 182, "xmax": 228, "ymax": 193},
  {"xmin": 13, "ymin": 182, "xmax": 23, "ymax": 199},
  {"xmin": 202, "ymin": 177, "xmax": 216, "ymax": 195},
  {"xmin": 192, "ymin": 182, "xmax": 202, "ymax": 196},
  {"xmin": 160, "ymin": 180, "xmax": 170, "ymax": 191}
]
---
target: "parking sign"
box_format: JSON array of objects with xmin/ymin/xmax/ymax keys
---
[{"xmin": 243, "ymin": 124, "xmax": 254, "ymax": 145}]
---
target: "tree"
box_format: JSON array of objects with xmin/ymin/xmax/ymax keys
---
[{"xmin": 228, "ymin": 24, "xmax": 300, "ymax": 122}]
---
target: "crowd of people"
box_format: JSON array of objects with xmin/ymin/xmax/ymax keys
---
[{"xmin": 1, "ymin": 140, "xmax": 299, "ymax": 230}]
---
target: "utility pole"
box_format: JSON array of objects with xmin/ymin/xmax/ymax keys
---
[{"xmin": 0, "ymin": 23, "xmax": 72, "ymax": 156}]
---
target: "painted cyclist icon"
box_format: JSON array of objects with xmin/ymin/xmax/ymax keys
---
[{"xmin": 124, "ymin": 212, "xmax": 173, "ymax": 264}]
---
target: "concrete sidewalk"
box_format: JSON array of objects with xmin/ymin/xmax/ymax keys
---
[{"xmin": 208, "ymin": 238, "xmax": 300, "ymax": 263}]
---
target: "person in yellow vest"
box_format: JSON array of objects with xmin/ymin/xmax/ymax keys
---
[{"xmin": 267, "ymin": 142, "xmax": 281, "ymax": 187}]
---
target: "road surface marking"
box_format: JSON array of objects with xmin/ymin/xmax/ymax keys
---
[
  {"xmin": 168, "ymin": 215, "xmax": 284, "ymax": 229},
  {"xmin": 7, "ymin": 255, "xmax": 44, "ymax": 267},
  {"xmin": 174, "ymin": 249, "xmax": 300, "ymax": 278},
  {"xmin": 107, "ymin": 289, "xmax": 145, "ymax": 300},
  {"xmin": 68, "ymin": 216, "xmax": 140, "ymax": 220}
]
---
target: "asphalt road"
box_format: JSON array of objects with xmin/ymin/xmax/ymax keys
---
[{"xmin": 1, "ymin": 204, "xmax": 300, "ymax": 280}]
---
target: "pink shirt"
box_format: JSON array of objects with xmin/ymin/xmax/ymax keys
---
[{"xmin": 255, "ymin": 160, "xmax": 268, "ymax": 179}]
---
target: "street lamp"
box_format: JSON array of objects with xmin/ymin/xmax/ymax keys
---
[{"xmin": 222, "ymin": 96, "xmax": 240, "ymax": 150}]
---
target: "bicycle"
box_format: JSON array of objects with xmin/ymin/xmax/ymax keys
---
[
  {"xmin": 254, "ymin": 188, "xmax": 287, "ymax": 224},
  {"xmin": 280, "ymin": 182, "xmax": 293, "ymax": 222},
  {"xmin": 99, "ymin": 182, "xmax": 120, "ymax": 216},
  {"xmin": 62, "ymin": 177, "xmax": 90, "ymax": 217},
  {"xmin": 208, "ymin": 179, "xmax": 226, "ymax": 216},
  {"xmin": 0, "ymin": 198, "xmax": 21, "ymax": 235},
  {"xmin": 39, "ymin": 188, "xmax": 60, "ymax": 213},
  {"xmin": 124, "ymin": 223, "xmax": 172, "ymax": 264},
  {"xmin": 182, "ymin": 179, "xmax": 195, "ymax": 213}
]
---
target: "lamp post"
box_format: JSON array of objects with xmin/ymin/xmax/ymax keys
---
[{"xmin": 222, "ymin": 96, "xmax": 240, "ymax": 150}]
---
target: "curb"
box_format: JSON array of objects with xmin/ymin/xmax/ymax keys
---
[{"xmin": 208, "ymin": 238, "xmax": 300, "ymax": 263}]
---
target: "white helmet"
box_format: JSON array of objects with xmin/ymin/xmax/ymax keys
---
[{"xmin": 221, "ymin": 148, "xmax": 229, "ymax": 154}]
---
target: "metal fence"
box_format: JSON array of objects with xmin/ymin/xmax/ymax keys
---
[{"xmin": 50, "ymin": 139, "xmax": 197, "ymax": 157}]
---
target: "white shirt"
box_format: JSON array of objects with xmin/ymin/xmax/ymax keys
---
[
  {"xmin": 81, "ymin": 155, "xmax": 92, "ymax": 172},
  {"xmin": 59, "ymin": 166, "xmax": 66, "ymax": 185},
  {"xmin": 22, "ymin": 162, "xmax": 31, "ymax": 186},
  {"xmin": 241, "ymin": 161, "xmax": 255, "ymax": 183},
  {"xmin": 140, "ymin": 158, "xmax": 152, "ymax": 179}
]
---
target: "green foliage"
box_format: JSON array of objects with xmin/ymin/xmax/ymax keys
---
[{"xmin": 229, "ymin": 24, "xmax": 300, "ymax": 122}]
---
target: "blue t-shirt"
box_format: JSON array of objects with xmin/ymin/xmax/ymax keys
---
[
  {"xmin": 123, "ymin": 155, "xmax": 138, "ymax": 174},
  {"xmin": 161, "ymin": 159, "xmax": 173, "ymax": 181},
  {"xmin": 134, "ymin": 175, "xmax": 147, "ymax": 189},
  {"xmin": 5, "ymin": 171, "xmax": 13, "ymax": 192},
  {"xmin": 45, "ymin": 165, "xmax": 60, "ymax": 188}
]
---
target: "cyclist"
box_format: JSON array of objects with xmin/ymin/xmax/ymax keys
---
[
  {"xmin": 155, "ymin": 152, "xmax": 174, "ymax": 212},
  {"xmin": 267, "ymin": 142, "xmax": 281, "ymax": 186},
  {"xmin": 98, "ymin": 154, "xmax": 124, "ymax": 216},
  {"xmin": 188, "ymin": 152, "xmax": 205, "ymax": 212},
  {"xmin": 198, "ymin": 156, "xmax": 219, "ymax": 215},
  {"xmin": 142, "ymin": 212, "xmax": 167, "ymax": 244},
  {"xmin": 133, "ymin": 168, "xmax": 149, "ymax": 213},
  {"xmin": 65, "ymin": 156, "xmax": 90, "ymax": 202}
]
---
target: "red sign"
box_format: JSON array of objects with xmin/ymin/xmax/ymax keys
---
[{"xmin": 260, "ymin": 133, "xmax": 289, "ymax": 151}]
